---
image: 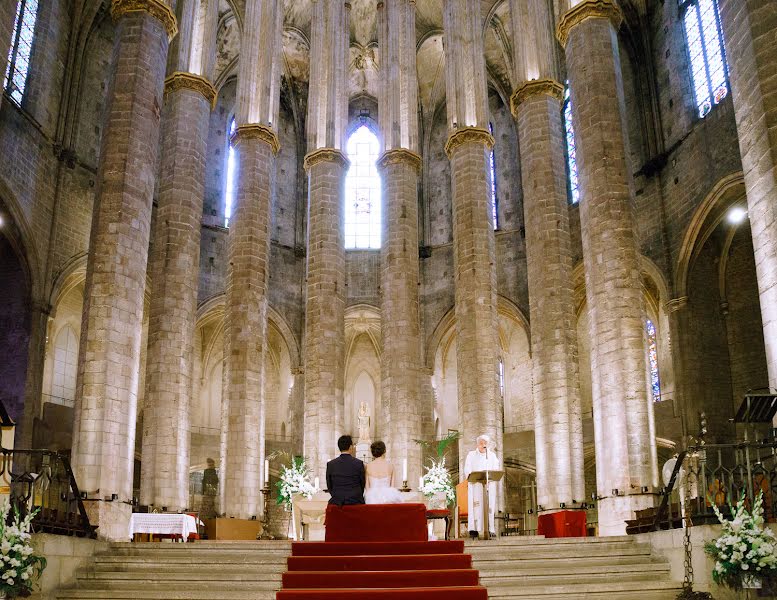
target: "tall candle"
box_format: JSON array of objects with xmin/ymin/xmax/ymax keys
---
[
  {"xmin": 402, "ymin": 458, "xmax": 408, "ymax": 482},
  {"xmin": 314, "ymin": 476, "xmax": 320, "ymax": 490},
  {"xmin": 419, "ymin": 476, "xmax": 424, "ymax": 490},
  {"xmin": 264, "ymin": 459, "xmax": 270, "ymax": 485}
]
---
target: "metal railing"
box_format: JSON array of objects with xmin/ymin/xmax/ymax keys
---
[{"xmin": 1, "ymin": 448, "xmax": 97, "ymax": 538}]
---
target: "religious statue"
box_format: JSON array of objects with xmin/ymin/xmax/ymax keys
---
[{"xmin": 357, "ymin": 401, "xmax": 371, "ymax": 442}]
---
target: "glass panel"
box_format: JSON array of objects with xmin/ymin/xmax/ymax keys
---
[
  {"xmin": 563, "ymin": 86, "xmax": 580, "ymax": 204},
  {"xmin": 4, "ymin": 0, "xmax": 39, "ymax": 104},
  {"xmin": 646, "ymin": 319, "xmax": 662, "ymax": 403},
  {"xmin": 682, "ymin": 0, "xmax": 728, "ymax": 118},
  {"xmin": 344, "ymin": 126, "xmax": 381, "ymax": 249},
  {"xmin": 224, "ymin": 118, "xmax": 237, "ymax": 227},
  {"xmin": 488, "ymin": 122, "xmax": 497, "ymax": 229}
]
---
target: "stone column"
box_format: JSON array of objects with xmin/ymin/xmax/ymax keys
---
[
  {"xmin": 221, "ymin": 0, "xmax": 283, "ymax": 518},
  {"xmin": 303, "ymin": 0, "xmax": 350, "ymax": 481},
  {"xmin": 717, "ymin": 0, "xmax": 777, "ymax": 397},
  {"xmin": 442, "ymin": 0, "xmax": 502, "ymax": 464},
  {"xmin": 511, "ymin": 80, "xmax": 585, "ymax": 510},
  {"xmin": 71, "ymin": 0, "xmax": 176, "ymax": 540},
  {"xmin": 376, "ymin": 0, "xmax": 423, "ymax": 487},
  {"xmin": 140, "ymin": 0, "xmax": 219, "ymax": 511},
  {"xmin": 557, "ymin": 0, "xmax": 655, "ymax": 535}
]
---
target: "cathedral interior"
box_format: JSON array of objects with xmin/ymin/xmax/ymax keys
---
[{"xmin": 0, "ymin": 0, "xmax": 776, "ymax": 544}]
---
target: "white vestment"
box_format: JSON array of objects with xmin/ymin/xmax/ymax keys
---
[{"xmin": 464, "ymin": 449, "xmax": 500, "ymax": 534}]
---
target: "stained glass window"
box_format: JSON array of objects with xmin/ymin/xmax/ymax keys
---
[
  {"xmin": 488, "ymin": 122, "xmax": 498, "ymax": 229},
  {"xmin": 679, "ymin": 0, "xmax": 728, "ymax": 119},
  {"xmin": 646, "ymin": 319, "xmax": 662, "ymax": 403},
  {"xmin": 345, "ymin": 126, "xmax": 381, "ymax": 249},
  {"xmin": 224, "ymin": 117, "xmax": 237, "ymax": 227},
  {"xmin": 498, "ymin": 359, "xmax": 505, "ymax": 399},
  {"xmin": 3, "ymin": 0, "xmax": 39, "ymax": 105},
  {"xmin": 563, "ymin": 85, "xmax": 580, "ymax": 204}
]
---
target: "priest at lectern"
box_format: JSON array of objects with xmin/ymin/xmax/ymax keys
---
[{"xmin": 463, "ymin": 433, "xmax": 500, "ymax": 537}]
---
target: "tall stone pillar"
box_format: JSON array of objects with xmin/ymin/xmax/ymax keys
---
[
  {"xmin": 140, "ymin": 0, "xmax": 218, "ymax": 511},
  {"xmin": 442, "ymin": 0, "xmax": 502, "ymax": 465},
  {"xmin": 511, "ymin": 79, "xmax": 585, "ymax": 510},
  {"xmin": 717, "ymin": 0, "xmax": 777, "ymax": 396},
  {"xmin": 376, "ymin": 0, "xmax": 423, "ymax": 487},
  {"xmin": 302, "ymin": 0, "xmax": 350, "ymax": 481},
  {"xmin": 221, "ymin": 0, "xmax": 283, "ymax": 518},
  {"xmin": 71, "ymin": 0, "xmax": 177, "ymax": 540},
  {"xmin": 557, "ymin": 0, "xmax": 655, "ymax": 535}
]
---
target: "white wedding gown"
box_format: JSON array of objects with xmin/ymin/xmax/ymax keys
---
[{"xmin": 364, "ymin": 476, "xmax": 404, "ymax": 504}]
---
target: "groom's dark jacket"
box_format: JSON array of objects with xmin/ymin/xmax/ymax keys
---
[{"xmin": 326, "ymin": 453, "xmax": 366, "ymax": 506}]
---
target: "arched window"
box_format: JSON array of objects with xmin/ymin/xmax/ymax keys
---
[
  {"xmin": 646, "ymin": 319, "xmax": 662, "ymax": 403},
  {"xmin": 4, "ymin": 0, "xmax": 39, "ymax": 105},
  {"xmin": 488, "ymin": 122, "xmax": 498, "ymax": 229},
  {"xmin": 224, "ymin": 117, "xmax": 237, "ymax": 227},
  {"xmin": 679, "ymin": 0, "xmax": 728, "ymax": 119},
  {"xmin": 562, "ymin": 85, "xmax": 580, "ymax": 204},
  {"xmin": 50, "ymin": 325, "xmax": 78, "ymax": 406},
  {"xmin": 344, "ymin": 126, "xmax": 381, "ymax": 249}
]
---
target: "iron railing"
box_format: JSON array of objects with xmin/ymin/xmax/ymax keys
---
[{"xmin": 1, "ymin": 448, "xmax": 97, "ymax": 538}]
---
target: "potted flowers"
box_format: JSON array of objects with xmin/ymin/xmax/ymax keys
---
[
  {"xmin": 419, "ymin": 459, "xmax": 456, "ymax": 509},
  {"xmin": 275, "ymin": 455, "xmax": 318, "ymax": 511},
  {"xmin": 0, "ymin": 501, "xmax": 47, "ymax": 598},
  {"xmin": 704, "ymin": 490, "xmax": 777, "ymax": 592}
]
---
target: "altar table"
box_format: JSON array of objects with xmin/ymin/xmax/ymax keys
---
[{"xmin": 129, "ymin": 513, "xmax": 200, "ymax": 541}]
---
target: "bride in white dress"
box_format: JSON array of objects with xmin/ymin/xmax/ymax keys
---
[{"xmin": 364, "ymin": 441, "xmax": 405, "ymax": 504}]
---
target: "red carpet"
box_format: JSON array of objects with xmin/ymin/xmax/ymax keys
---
[{"xmin": 277, "ymin": 504, "xmax": 487, "ymax": 599}]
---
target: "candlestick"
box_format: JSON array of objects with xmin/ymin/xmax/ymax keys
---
[
  {"xmin": 402, "ymin": 458, "xmax": 408, "ymax": 482},
  {"xmin": 264, "ymin": 459, "xmax": 270, "ymax": 485}
]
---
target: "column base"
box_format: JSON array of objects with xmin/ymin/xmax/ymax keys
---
[
  {"xmin": 597, "ymin": 495, "xmax": 654, "ymax": 536},
  {"xmin": 84, "ymin": 500, "xmax": 132, "ymax": 542}
]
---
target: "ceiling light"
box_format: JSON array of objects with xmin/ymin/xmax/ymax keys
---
[{"xmin": 728, "ymin": 207, "xmax": 747, "ymax": 224}]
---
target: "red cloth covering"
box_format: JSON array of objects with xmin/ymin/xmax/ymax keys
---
[
  {"xmin": 537, "ymin": 510, "xmax": 587, "ymax": 537},
  {"xmin": 291, "ymin": 540, "xmax": 463, "ymax": 556},
  {"xmin": 287, "ymin": 553, "xmax": 472, "ymax": 572},
  {"xmin": 282, "ymin": 568, "xmax": 479, "ymax": 588},
  {"xmin": 324, "ymin": 503, "xmax": 427, "ymax": 542},
  {"xmin": 277, "ymin": 587, "xmax": 488, "ymax": 599}
]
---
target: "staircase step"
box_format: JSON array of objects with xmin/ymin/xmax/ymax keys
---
[
  {"xmin": 485, "ymin": 578, "xmax": 682, "ymax": 597},
  {"xmin": 275, "ymin": 586, "xmax": 488, "ymax": 599},
  {"xmin": 477, "ymin": 561, "xmax": 669, "ymax": 579},
  {"xmin": 287, "ymin": 553, "xmax": 472, "ymax": 571},
  {"xmin": 282, "ymin": 568, "xmax": 480, "ymax": 588},
  {"xmin": 291, "ymin": 540, "xmax": 464, "ymax": 556}
]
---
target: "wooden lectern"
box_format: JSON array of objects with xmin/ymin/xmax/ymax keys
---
[{"xmin": 467, "ymin": 470, "xmax": 504, "ymax": 540}]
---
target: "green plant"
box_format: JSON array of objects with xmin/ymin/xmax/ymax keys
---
[
  {"xmin": 704, "ymin": 490, "xmax": 777, "ymax": 590},
  {"xmin": 0, "ymin": 501, "xmax": 47, "ymax": 598},
  {"xmin": 414, "ymin": 430, "xmax": 461, "ymax": 459}
]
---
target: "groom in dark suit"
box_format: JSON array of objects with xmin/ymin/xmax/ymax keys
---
[{"xmin": 326, "ymin": 435, "xmax": 366, "ymax": 505}]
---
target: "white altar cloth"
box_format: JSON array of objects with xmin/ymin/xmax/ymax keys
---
[{"xmin": 129, "ymin": 513, "xmax": 199, "ymax": 540}]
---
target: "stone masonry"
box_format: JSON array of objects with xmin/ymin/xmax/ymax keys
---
[
  {"xmin": 512, "ymin": 80, "xmax": 585, "ymax": 510},
  {"xmin": 303, "ymin": 0, "xmax": 350, "ymax": 481},
  {"xmin": 377, "ymin": 0, "xmax": 423, "ymax": 487},
  {"xmin": 558, "ymin": 0, "xmax": 657, "ymax": 535},
  {"xmin": 141, "ymin": 0, "xmax": 218, "ymax": 512},
  {"xmin": 717, "ymin": 0, "xmax": 777, "ymax": 398},
  {"xmin": 443, "ymin": 0, "xmax": 502, "ymax": 462},
  {"xmin": 71, "ymin": 0, "xmax": 175, "ymax": 540}
]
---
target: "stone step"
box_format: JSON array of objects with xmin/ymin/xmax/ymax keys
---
[
  {"xmin": 57, "ymin": 590, "xmax": 278, "ymax": 600},
  {"xmin": 472, "ymin": 554, "xmax": 661, "ymax": 570},
  {"xmin": 94, "ymin": 553, "xmax": 289, "ymax": 565},
  {"xmin": 90, "ymin": 562, "xmax": 285, "ymax": 574},
  {"xmin": 63, "ymin": 580, "xmax": 281, "ymax": 592},
  {"xmin": 79, "ymin": 568, "xmax": 284, "ymax": 582},
  {"xmin": 467, "ymin": 544, "xmax": 653, "ymax": 560},
  {"xmin": 477, "ymin": 560, "xmax": 670, "ymax": 579},
  {"xmin": 465, "ymin": 535, "xmax": 632, "ymax": 547},
  {"xmin": 484, "ymin": 578, "xmax": 683, "ymax": 597}
]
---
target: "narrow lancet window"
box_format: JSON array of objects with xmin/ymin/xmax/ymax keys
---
[
  {"xmin": 224, "ymin": 117, "xmax": 237, "ymax": 227},
  {"xmin": 646, "ymin": 319, "xmax": 662, "ymax": 402},
  {"xmin": 344, "ymin": 126, "xmax": 381, "ymax": 249},
  {"xmin": 488, "ymin": 122, "xmax": 498, "ymax": 229},
  {"xmin": 679, "ymin": 0, "xmax": 728, "ymax": 118},
  {"xmin": 563, "ymin": 85, "xmax": 580, "ymax": 204},
  {"xmin": 4, "ymin": 0, "xmax": 39, "ymax": 105}
]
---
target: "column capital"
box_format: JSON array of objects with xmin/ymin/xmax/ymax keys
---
[
  {"xmin": 164, "ymin": 72, "xmax": 217, "ymax": 109},
  {"xmin": 665, "ymin": 296, "xmax": 689, "ymax": 313},
  {"xmin": 377, "ymin": 148, "xmax": 422, "ymax": 173},
  {"xmin": 303, "ymin": 147, "xmax": 350, "ymax": 171},
  {"xmin": 556, "ymin": 0, "xmax": 622, "ymax": 48},
  {"xmin": 510, "ymin": 79, "xmax": 564, "ymax": 116},
  {"xmin": 444, "ymin": 126, "xmax": 495, "ymax": 159},
  {"xmin": 111, "ymin": 0, "xmax": 178, "ymax": 41},
  {"xmin": 231, "ymin": 124, "xmax": 281, "ymax": 155}
]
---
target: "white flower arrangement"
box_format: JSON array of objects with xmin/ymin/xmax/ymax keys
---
[
  {"xmin": 0, "ymin": 501, "xmax": 47, "ymax": 598},
  {"xmin": 705, "ymin": 490, "xmax": 777, "ymax": 590},
  {"xmin": 419, "ymin": 459, "xmax": 456, "ymax": 505},
  {"xmin": 276, "ymin": 456, "xmax": 319, "ymax": 510}
]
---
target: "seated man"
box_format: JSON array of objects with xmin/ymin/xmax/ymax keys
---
[{"xmin": 326, "ymin": 435, "xmax": 366, "ymax": 506}]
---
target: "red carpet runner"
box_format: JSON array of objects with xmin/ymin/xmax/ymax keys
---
[{"xmin": 276, "ymin": 504, "xmax": 488, "ymax": 599}]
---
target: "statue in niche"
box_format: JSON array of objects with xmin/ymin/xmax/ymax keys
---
[{"xmin": 357, "ymin": 401, "xmax": 371, "ymax": 443}]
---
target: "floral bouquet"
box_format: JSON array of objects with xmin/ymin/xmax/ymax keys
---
[
  {"xmin": 704, "ymin": 490, "xmax": 777, "ymax": 590},
  {"xmin": 0, "ymin": 501, "xmax": 47, "ymax": 598},
  {"xmin": 275, "ymin": 456, "xmax": 319, "ymax": 510},
  {"xmin": 419, "ymin": 459, "xmax": 456, "ymax": 506}
]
